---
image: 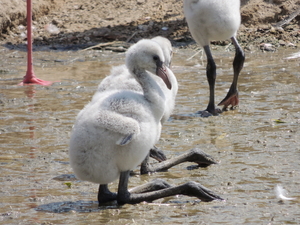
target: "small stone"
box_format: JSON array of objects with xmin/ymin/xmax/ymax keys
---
[
  {"xmin": 269, "ymin": 26, "xmax": 276, "ymax": 33},
  {"xmin": 137, "ymin": 0, "xmax": 145, "ymax": 4},
  {"xmin": 278, "ymin": 40, "xmax": 286, "ymax": 46},
  {"xmin": 45, "ymin": 24, "xmax": 60, "ymax": 34},
  {"xmin": 260, "ymin": 43, "xmax": 276, "ymax": 51}
]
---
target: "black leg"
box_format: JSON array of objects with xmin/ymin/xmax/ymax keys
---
[
  {"xmin": 141, "ymin": 148, "xmax": 217, "ymax": 174},
  {"xmin": 141, "ymin": 146, "xmax": 167, "ymax": 174},
  {"xmin": 205, "ymin": 45, "xmax": 217, "ymax": 113},
  {"xmin": 140, "ymin": 154, "xmax": 151, "ymax": 175},
  {"xmin": 197, "ymin": 45, "xmax": 221, "ymax": 117},
  {"xmin": 117, "ymin": 171, "xmax": 223, "ymax": 205},
  {"xmin": 117, "ymin": 171, "xmax": 132, "ymax": 205},
  {"xmin": 218, "ymin": 36, "xmax": 245, "ymax": 110},
  {"xmin": 98, "ymin": 184, "xmax": 117, "ymax": 205}
]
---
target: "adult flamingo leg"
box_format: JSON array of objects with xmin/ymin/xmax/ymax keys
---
[
  {"xmin": 183, "ymin": 0, "xmax": 244, "ymax": 116},
  {"xmin": 218, "ymin": 36, "xmax": 245, "ymax": 110},
  {"xmin": 19, "ymin": 0, "xmax": 53, "ymax": 86}
]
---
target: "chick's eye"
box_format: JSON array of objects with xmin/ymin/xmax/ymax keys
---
[{"xmin": 153, "ymin": 55, "xmax": 159, "ymax": 61}]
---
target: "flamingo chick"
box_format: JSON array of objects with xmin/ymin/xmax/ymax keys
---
[
  {"xmin": 93, "ymin": 37, "xmax": 216, "ymax": 175},
  {"xmin": 69, "ymin": 39, "xmax": 222, "ymax": 204},
  {"xmin": 184, "ymin": 0, "xmax": 245, "ymax": 116},
  {"xmin": 93, "ymin": 36, "xmax": 178, "ymax": 163}
]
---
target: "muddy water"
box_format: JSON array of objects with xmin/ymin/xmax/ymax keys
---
[{"xmin": 0, "ymin": 46, "xmax": 299, "ymax": 224}]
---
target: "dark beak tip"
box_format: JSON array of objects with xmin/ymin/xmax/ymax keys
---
[
  {"xmin": 157, "ymin": 66, "xmax": 172, "ymax": 90},
  {"xmin": 167, "ymin": 81, "xmax": 172, "ymax": 90}
]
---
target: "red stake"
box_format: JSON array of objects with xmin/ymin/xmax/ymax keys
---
[{"xmin": 19, "ymin": 0, "xmax": 53, "ymax": 86}]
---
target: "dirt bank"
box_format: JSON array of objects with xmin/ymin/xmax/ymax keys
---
[{"xmin": 0, "ymin": 0, "xmax": 299, "ymax": 50}]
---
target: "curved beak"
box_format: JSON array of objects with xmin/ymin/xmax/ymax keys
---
[{"xmin": 156, "ymin": 61, "xmax": 172, "ymax": 90}]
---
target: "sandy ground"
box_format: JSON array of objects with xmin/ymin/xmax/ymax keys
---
[{"xmin": 0, "ymin": 0, "xmax": 299, "ymax": 50}]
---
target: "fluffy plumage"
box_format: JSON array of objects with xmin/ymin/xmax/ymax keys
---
[
  {"xmin": 92, "ymin": 36, "xmax": 177, "ymax": 123},
  {"xmin": 69, "ymin": 39, "xmax": 171, "ymax": 185}
]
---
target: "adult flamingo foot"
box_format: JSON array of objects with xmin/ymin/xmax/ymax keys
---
[
  {"xmin": 196, "ymin": 107, "xmax": 222, "ymax": 117},
  {"xmin": 218, "ymin": 90, "xmax": 239, "ymax": 111},
  {"xmin": 19, "ymin": 75, "xmax": 53, "ymax": 86}
]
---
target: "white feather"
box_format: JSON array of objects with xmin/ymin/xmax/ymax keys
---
[{"xmin": 275, "ymin": 184, "xmax": 296, "ymax": 201}]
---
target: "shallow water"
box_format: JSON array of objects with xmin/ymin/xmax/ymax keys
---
[{"xmin": 0, "ymin": 45, "xmax": 300, "ymax": 224}]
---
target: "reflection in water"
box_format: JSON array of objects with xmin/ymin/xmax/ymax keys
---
[
  {"xmin": 24, "ymin": 86, "xmax": 36, "ymax": 159},
  {"xmin": 23, "ymin": 86, "xmax": 39, "ymax": 224},
  {"xmin": 0, "ymin": 48, "xmax": 299, "ymax": 224}
]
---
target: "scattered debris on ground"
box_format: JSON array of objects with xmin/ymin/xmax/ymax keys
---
[{"xmin": 0, "ymin": 0, "xmax": 299, "ymax": 51}]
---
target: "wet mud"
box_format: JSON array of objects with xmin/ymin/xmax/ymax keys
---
[{"xmin": 0, "ymin": 46, "xmax": 300, "ymax": 224}]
